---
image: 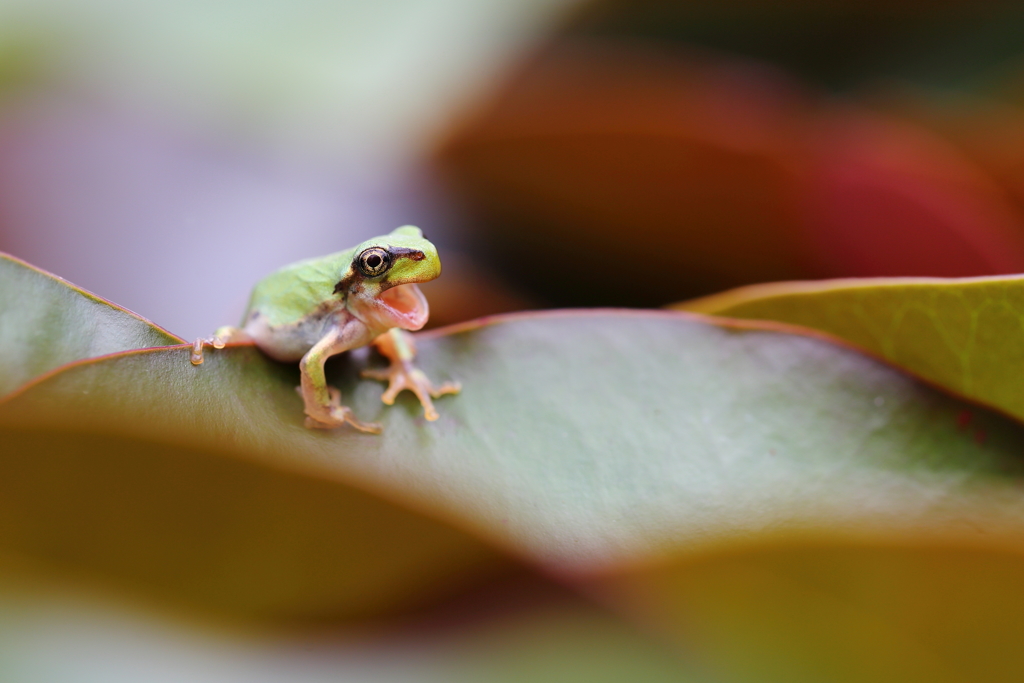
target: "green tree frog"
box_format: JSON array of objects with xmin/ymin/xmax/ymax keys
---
[{"xmin": 190, "ymin": 226, "xmax": 459, "ymax": 433}]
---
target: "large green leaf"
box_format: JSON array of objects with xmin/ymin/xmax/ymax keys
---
[
  {"xmin": 6, "ymin": 309, "xmax": 1024, "ymax": 631},
  {"xmin": 675, "ymin": 277, "xmax": 1024, "ymax": 424},
  {"xmin": 0, "ymin": 428, "xmax": 513, "ymax": 622},
  {"xmin": 7, "ymin": 256, "xmax": 1024, "ymax": 677},
  {"xmin": 0, "ymin": 253, "xmax": 183, "ymax": 397},
  {"xmin": 7, "ymin": 311, "xmax": 1024, "ymax": 572},
  {"xmin": 0, "ymin": 252, "xmax": 514, "ymax": 620}
]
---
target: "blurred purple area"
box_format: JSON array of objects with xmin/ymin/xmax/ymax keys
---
[
  {"xmin": 0, "ymin": 96, "xmax": 445, "ymax": 338},
  {"xmin": 0, "ymin": 0, "xmax": 572, "ymax": 337}
]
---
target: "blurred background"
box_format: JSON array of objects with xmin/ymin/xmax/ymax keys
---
[
  {"xmin": 6, "ymin": 0, "xmax": 1024, "ymax": 678},
  {"xmin": 7, "ymin": 1, "xmax": 1024, "ymax": 340}
]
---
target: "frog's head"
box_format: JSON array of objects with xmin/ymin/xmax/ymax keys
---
[{"xmin": 341, "ymin": 225, "xmax": 440, "ymax": 332}]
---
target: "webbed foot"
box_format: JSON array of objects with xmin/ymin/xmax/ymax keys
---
[{"xmin": 361, "ymin": 361, "xmax": 461, "ymax": 421}]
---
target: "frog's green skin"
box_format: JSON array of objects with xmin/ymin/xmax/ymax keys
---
[
  {"xmin": 194, "ymin": 226, "xmax": 458, "ymax": 433},
  {"xmin": 242, "ymin": 226, "xmax": 439, "ymax": 362}
]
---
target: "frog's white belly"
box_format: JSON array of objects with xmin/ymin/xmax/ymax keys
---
[{"xmin": 244, "ymin": 310, "xmax": 371, "ymax": 362}]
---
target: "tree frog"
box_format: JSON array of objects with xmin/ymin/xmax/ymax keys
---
[{"xmin": 190, "ymin": 226, "xmax": 459, "ymax": 433}]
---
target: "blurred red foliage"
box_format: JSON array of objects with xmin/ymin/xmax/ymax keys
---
[{"xmin": 436, "ymin": 40, "xmax": 1024, "ymax": 307}]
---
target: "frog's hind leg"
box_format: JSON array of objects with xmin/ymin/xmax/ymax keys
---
[
  {"xmin": 302, "ymin": 386, "xmax": 381, "ymax": 433},
  {"xmin": 299, "ymin": 327, "xmax": 382, "ymax": 433},
  {"xmin": 190, "ymin": 326, "xmax": 251, "ymax": 365},
  {"xmin": 362, "ymin": 329, "xmax": 460, "ymax": 421}
]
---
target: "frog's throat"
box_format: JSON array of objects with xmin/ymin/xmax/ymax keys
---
[{"xmin": 373, "ymin": 282, "xmax": 430, "ymax": 331}]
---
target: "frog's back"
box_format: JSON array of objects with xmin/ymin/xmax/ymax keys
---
[{"xmin": 244, "ymin": 248, "xmax": 355, "ymax": 328}]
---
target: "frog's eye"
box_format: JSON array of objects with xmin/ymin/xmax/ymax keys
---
[{"xmin": 356, "ymin": 247, "xmax": 392, "ymax": 277}]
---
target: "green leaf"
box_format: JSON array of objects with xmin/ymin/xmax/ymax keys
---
[
  {"xmin": 597, "ymin": 544, "xmax": 1024, "ymax": 683},
  {"xmin": 675, "ymin": 277, "xmax": 1024, "ymax": 424},
  {"xmin": 6, "ymin": 305, "xmax": 1024, "ymax": 617},
  {"xmin": 0, "ymin": 428, "xmax": 513, "ymax": 621},
  {"xmin": 9, "ymin": 311, "xmax": 1024, "ymax": 568},
  {"xmin": 8, "ymin": 256, "xmax": 1024, "ymax": 677},
  {"xmin": 0, "ymin": 252, "xmax": 510, "ymax": 620},
  {"xmin": 0, "ymin": 253, "xmax": 183, "ymax": 397}
]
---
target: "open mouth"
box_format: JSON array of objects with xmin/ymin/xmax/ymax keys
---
[{"xmin": 379, "ymin": 283, "xmax": 429, "ymax": 329}]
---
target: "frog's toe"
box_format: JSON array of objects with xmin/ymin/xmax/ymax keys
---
[
  {"xmin": 304, "ymin": 409, "xmax": 382, "ymax": 434},
  {"xmin": 190, "ymin": 339, "xmax": 207, "ymax": 365},
  {"xmin": 360, "ymin": 368, "xmax": 391, "ymax": 382},
  {"xmin": 362, "ymin": 364, "xmax": 459, "ymax": 421},
  {"xmin": 302, "ymin": 386, "xmax": 382, "ymax": 433},
  {"xmin": 305, "ymin": 415, "xmax": 338, "ymax": 429},
  {"xmin": 416, "ymin": 380, "xmax": 461, "ymax": 421},
  {"xmin": 429, "ymin": 380, "xmax": 461, "ymax": 399},
  {"xmin": 190, "ymin": 326, "xmax": 251, "ymax": 366},
  {"xmin": 339, "ymin": 412, "xmax": 384, "ymax": 434}
]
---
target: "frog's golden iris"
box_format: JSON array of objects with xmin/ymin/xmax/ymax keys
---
[{"xmin": 357, "ymin": 247, "xmax": 391, "ymax": 277}]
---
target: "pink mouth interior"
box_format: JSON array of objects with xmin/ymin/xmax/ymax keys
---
[{"xmin": 381, "ymin": 283, "xmax": 428, "ymax": 326}]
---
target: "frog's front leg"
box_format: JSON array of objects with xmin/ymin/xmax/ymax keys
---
[
  {"xmin": 361, "ymin": 329, "xmax": 460, "ymax": 421},
  {"xmin": 190, "ymin": 326, "xmax": 251, "ymax": 365},
  {"xmin": 300, "ymin": 327, "xmax": 382, "ymax": 434}
]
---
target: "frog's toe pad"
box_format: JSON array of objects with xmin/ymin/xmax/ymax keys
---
[{"xmin": 429, "ymin": 381, "xmax": 461, "ymax": 399}]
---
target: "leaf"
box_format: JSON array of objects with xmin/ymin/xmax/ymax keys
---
[
  {"xmin": 798, "ymin": 110, "xmax": 1024, "ymax": 279},
  {"xmin": 0, "ymin": 428, "xmax": 514, "ymax": 622},
  {"xmin": 435, "ymin": 42, "xmax": 1024, "ymax": 310},
  {"xmin": 6, "ymin": 305, "xmax": 1024, "ymax": 616},
  {"xmin": 597, "ymin": 544, "xmax": 1024, "ymax": 682},
  {"xmin": 0, "ymin": 578, "xmax": 706, "ymax": 683},
  {"xmin": 8, "ymin": 258, "xmax": 1024, "ymax": 676},
  {"xmin": 675, "ymin": 276, "xmax": 1024, "ymax": 424},
  {"xmin": 435, "ymin": 42, "xmax": 813, "ymax": 307},
  {"xmin": 0, "ymin": 253, "xmax": 183, "ymax": 397},
  {"xmin": 0, "ymin": 252, "xmax": 511, "ymax": 620}
]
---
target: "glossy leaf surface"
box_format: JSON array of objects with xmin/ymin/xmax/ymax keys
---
[
  {"xmin": 676, "ymin": 276, "xmax": 1024, "ymax": 423},
  {"xmin": 0, "ymin": 254, "xmax": 183, "ymax": 397},
  {"xmin": 9, "ymin": 307, "xmax": 1024, "ymax": 618},
  {"xmin": 8, "ymin": 254, "xmax": 1024, "ymax": 679}
]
